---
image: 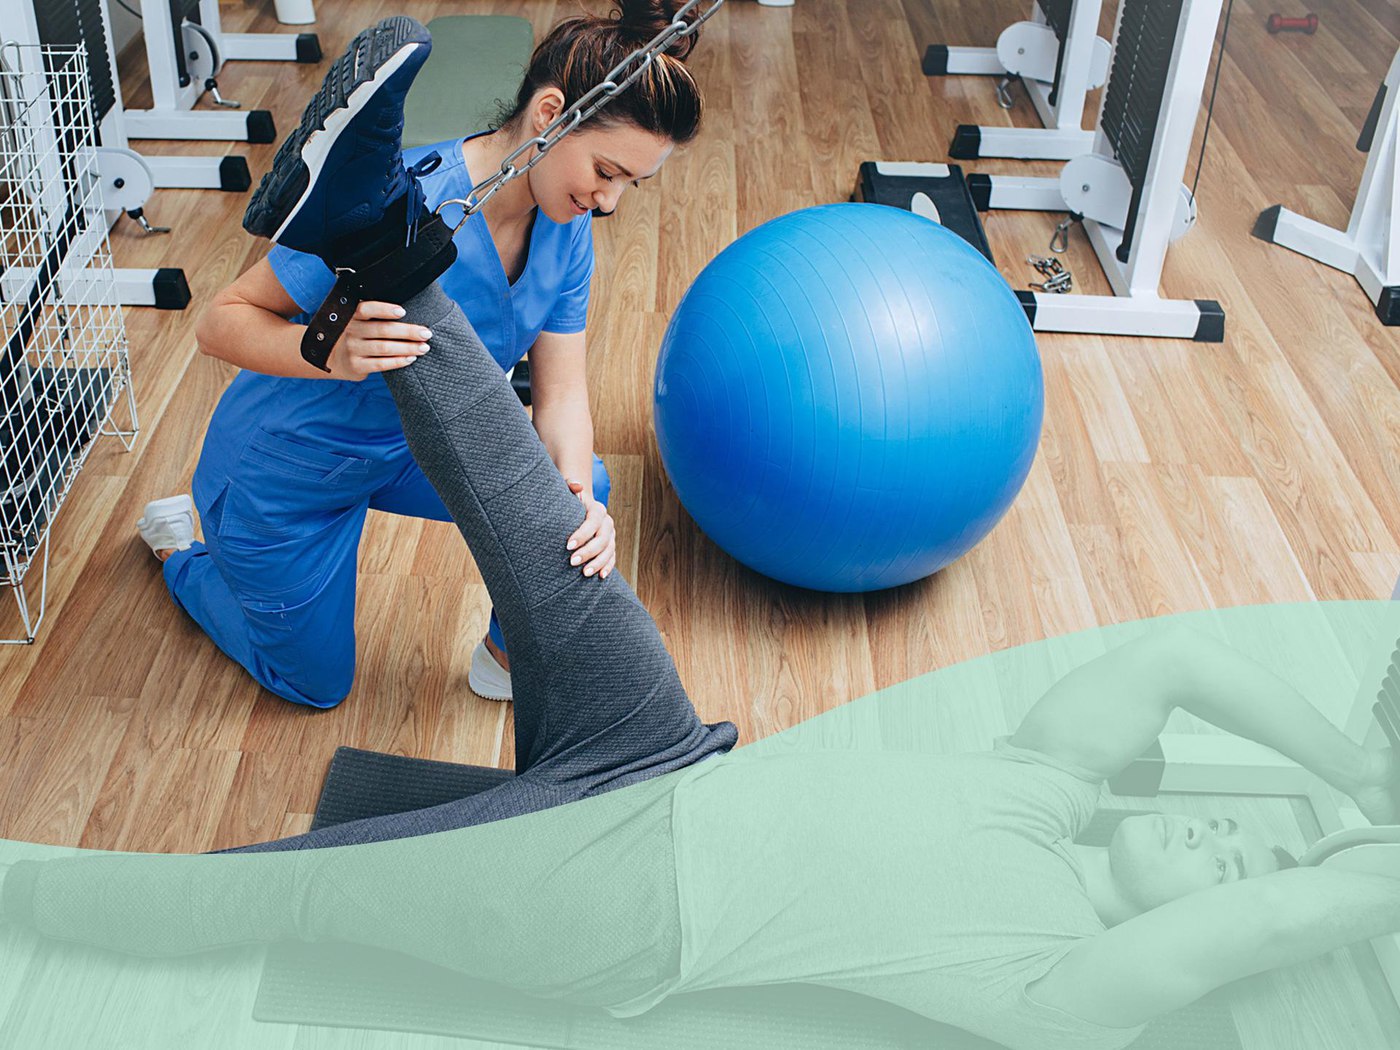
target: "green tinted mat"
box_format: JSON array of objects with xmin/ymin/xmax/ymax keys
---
[
  {"xmin": 253, "ymin": 748, "xmax": 1242, "ymax": 1049},
  {"xmin": 404, "ymin": 16, "xmax": 533, "ymax": 148}
]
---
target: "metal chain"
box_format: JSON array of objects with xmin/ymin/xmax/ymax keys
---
[{"xmin": 435, "ymin": 0, "xmax": 725, "ymax": 232}]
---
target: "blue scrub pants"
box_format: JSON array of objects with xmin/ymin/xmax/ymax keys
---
[{"xmin": 163, "ymin": 375, "xmax": 610, "ymax": 709}]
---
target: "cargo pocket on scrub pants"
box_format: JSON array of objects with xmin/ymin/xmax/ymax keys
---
[{"xmin": 209, "ymin": 427, "xmax": 373, "ymax": 632}]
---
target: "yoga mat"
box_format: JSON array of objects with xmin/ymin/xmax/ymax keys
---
[
  {"xmin": 403, "ymin": 16, "xmax": 533, "ymax": 148},
  {"xmin": 255, "ymin": 748, "xmax": 1242, "ymax": 1050}
]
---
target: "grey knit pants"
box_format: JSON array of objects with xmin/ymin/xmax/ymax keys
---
[
  {"xmin": 227, "ymin": 282, "xmax": 737, "ymax": 852},
  {"xmin": 0, "ymin": 283, "xmax": 737, "ymax": 1007}
]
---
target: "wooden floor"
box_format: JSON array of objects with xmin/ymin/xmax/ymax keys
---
[{"xmin": 2, "ymin": 0, "xmax": 1399, "ymax": 1045}]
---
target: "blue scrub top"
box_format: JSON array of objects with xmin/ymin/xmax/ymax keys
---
[{"xmin": 268, "ymin": 133, "xmax": 595, "ymax": 375}]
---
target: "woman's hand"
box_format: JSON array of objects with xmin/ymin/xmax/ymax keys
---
[
  {"xmin": 565, "ymin": 479, "xmax": 616, "ymax": 579},
  {"xmin": 326, "ymin": 301, "xmax": 433, "ymax": 381}
]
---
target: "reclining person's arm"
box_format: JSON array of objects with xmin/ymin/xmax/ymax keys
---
[
  {"xmin": 1029, "ymin": 867, "xmax": 1400, "ymax": 1028},
  {"xmin": 1010, "ymin": 627, "xmax": 1385, "ymax": 794}
]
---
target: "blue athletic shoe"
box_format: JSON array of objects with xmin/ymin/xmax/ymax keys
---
[{"xmin": 243, "ymin": 16, "xmax": 433, "ymax": 254}]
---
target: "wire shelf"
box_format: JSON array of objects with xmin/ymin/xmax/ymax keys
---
[{"xmin": 0, "ymin": 40, "xmax": 138, "ymax": 643}]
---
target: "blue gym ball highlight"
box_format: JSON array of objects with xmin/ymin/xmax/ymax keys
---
[{"xmin": 653, "ymin": 203, "xmax": 1044, "ymax": 593}]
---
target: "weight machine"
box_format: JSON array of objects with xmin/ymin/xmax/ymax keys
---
[
  {"xmin": 1254, "ymin": 46, "xmax": 1399, "ymax": 327},
  {"xmin": 862, "ymin": 0, "xmax": 1226, "ymax": 342},
  {"xmin": 1110, "ymin": 593, "xmax": 1400, "ymax": 1017},
  {"xmin": 121, "ymin": 0, "xmax": 321, "ymax": 144},
  {"xmin": 4, "ymin": 0, "xmax": 195, "ymax": 308},
  {"xmin": 0, "ymin": 38, "xmax": 139, "ymax": 641},
  {"xmin": 923, "ymin": 0, "xmax": 1113, "ymax": 161}
]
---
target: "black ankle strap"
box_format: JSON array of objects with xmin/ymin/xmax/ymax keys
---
[{"xmin": 301, "ymin": 210, "xmax": 458, "ymax": 372}]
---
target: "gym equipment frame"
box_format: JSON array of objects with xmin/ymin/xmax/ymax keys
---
[
  {"xmin": 3, "ymin": 0, "xmax": 196, "ymax": 308},
  {"xmin": 923, "ymin": 0, "xmax": 1113, "ymax": 162},
  {"xmin": 1109, "ymin": 596, "xmax": 1400, "ymax": 1017},
  {"xmin": 974, "ymin": 0, "xmax": 1226, "ymax": 341},
  {"xmin": 121, "ymin": 0, "xmax": 320, "ymax": 144},
  {"xmin": 0, "ymin": 39, "xmax": 140, "ymax": 642},
  {"xmin": 1254, "ymin": 46, "xmax": 1399, "ymax": 327}
]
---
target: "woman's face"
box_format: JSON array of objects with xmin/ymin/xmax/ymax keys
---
[{"xmin": 523, "ymin": 91, "xmax": 675, "ymax": 224}]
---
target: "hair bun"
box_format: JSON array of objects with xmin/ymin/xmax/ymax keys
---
[{"xmin": 614, "ymin": 0, "xmax": 698, "ymax": 60}]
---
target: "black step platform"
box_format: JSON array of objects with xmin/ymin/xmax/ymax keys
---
[{"xmin": 853, "ymin": 161, "xmax": 995, "ymax": 264}]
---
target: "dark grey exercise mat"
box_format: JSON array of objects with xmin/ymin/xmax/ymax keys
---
[
  {"xmin": 309, "ymin": 746, "xmax": 515, "ymax": 831},
  {"xmin": 255, "ymin": 751, "xmax": 1242, "ymax": 1050},
  {"xmin": 403, "ymin": 16, "xmax": 533, "ymax": 149}
]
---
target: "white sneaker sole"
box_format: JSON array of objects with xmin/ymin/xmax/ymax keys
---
[
  {"xmin": 468, "ymin": 640, "xmax": 512, "ymax": 702},
  {"xmin": 136, "ymin": 494, "xmax": 196, "ymax": 555}
]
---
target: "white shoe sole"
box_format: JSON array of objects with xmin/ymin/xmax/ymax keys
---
[
  {"xmin": 468, "ymin": 640, "xmax": 512, "ymax": 702},
  {"xmin": 136, "ymin": 494, "xmax": 196, "ymax": 555}
]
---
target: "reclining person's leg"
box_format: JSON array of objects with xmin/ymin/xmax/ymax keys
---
[{"xmin": 2, "ymin": 773, "xmax": 685, "ymax": 1011}]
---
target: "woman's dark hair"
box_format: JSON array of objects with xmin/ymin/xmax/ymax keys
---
[{"xmin": 495, "ymin": 1, "xmax": 703, "ymax": 144}]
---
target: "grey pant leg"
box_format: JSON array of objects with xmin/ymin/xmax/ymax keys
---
[
  {"xmin": 225, "ymin": 283, "xmax": 735, "ymax": 853},
  {"xmin": 385, "ymin": 284, "xmax": 735, "ymax": 785}
]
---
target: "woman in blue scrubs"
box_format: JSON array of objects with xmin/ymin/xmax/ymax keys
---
[{"xmin": 137, "ymin": 3, "xmax": 702, "ymax": 709}]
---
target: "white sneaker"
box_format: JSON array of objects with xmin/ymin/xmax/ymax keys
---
[
  {"xmin": 468, "ymin": 639, "xmax": 512, "ymax": 702},
  {"xmin": 136, "ymin": 494, "xmax": 196, "ymax": 557}
]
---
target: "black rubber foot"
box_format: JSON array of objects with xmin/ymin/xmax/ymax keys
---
[
  {"xmin": 1107, "ymin": 741, "xmax": 1166, "ymax": 796},
  {"xmin": 510, "ymin": 359, "xmax": 532, "ymax": 406},
  {"xmin": 247, "ymin": 109, "xmax": 277, "ymax": 144},
  {"xmin": 1193, "ymin": 300, "xmax": 1226, "ymax": 343},
  {"xmin": 219, "ymin": 155, "xmax": 252, "ymax": 192},
  {"xmin": 1015, "ymin": 289, "xmax": 1037, "ymax": 325},
  {"xmin": 921, "ymin": 45, "xmax": 949, "ymax": 76},
  {"xmin": 949, "ymin": 124, "xmax": 982, "ymax": 160},
  {"xmin": 967, "ymin": 173, "xmax": 992, "ymax": 212},
  {"xmin": 153, "ymin": 268, "xmax": 192, "ymax": 310},
  {"xmin": 1252, "ymin": 204, "xmax": 1281, "ymax": 243},
  {"xmin": 1376, "ymin": 287, "xmax": 1400, "ymax": 326},
  {"xmin": 296, "ymin": 33, "xmax": 322, "ymax": 64}
]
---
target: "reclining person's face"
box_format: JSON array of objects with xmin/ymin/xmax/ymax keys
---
[
  {"xmin": 528, "ymin": 119, "xmax": 673, "ymax": 224},
  {"xmin": 1109, "ymin": 813, "xmax": 1281, "ymax": 912}
]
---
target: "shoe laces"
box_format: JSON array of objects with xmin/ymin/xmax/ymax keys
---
[{"xmin": 403, "ymin": 153, "xmax": 442, "ymax": 245}]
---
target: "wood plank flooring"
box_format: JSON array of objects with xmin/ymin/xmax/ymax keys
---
[{"xmin": 1, "ymin": 0, "xmax": 1398, "ymax": 1046}]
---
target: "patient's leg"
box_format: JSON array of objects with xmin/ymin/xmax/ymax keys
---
[{"xmin": 1, "ymin": 776, "xmax": 683, "ymax": 1010}]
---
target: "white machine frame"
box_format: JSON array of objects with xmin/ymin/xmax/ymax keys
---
[
  {"xmin": 2, "ymin": 0, "xmax": 197, "ymax": 307},
  {"xmin": 1112, "ymin": 594, "xmax": 1400, "ymax": 1017},
  {"xmin": 924, "ymin": 0, "xmax": 1112, "ymax": 161},
  {"xmin": 0, "ymin": 38, "xmax": 140, "ymax": 642},
  {"xmin": 1255, "ymin": 46, "xmax": 1399, "ymax": 327},
  {"xmin": 974, "ymin": 0, "xmax": 1225, "ymax": 341},
  {"xmin": 121, "ymin": 0, "xmax": 319, "ymax": 144}
]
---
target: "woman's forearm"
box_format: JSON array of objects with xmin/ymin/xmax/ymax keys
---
[
  {"xmin": 532, "ymin": 399, "xmax": 596, "ymax": 499},
  {"xmin": 195, "ymin": 299, "xmax": 332, "ymax": 380}
]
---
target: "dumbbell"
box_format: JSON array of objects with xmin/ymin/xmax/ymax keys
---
[{"xmin": 1266, "ymin": 13, "xmax": 1319, "ymax": 34}]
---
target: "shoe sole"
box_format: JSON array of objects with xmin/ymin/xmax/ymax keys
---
[
  {"xmin": 467, "ymin": 667, "xmax": 512, "ymax": 702},
  {"xmin": 243, "ymin": 17, "xmax": 429, "ymax": 243}
]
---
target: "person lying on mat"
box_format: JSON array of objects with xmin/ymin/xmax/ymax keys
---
[
  {"xmin": 7, "ymin": 16, "xmax": 1400, "ymax": 1050},
  {"xmin": 133, "ymin": 0, "xmax": 705, "ymax": 710}
]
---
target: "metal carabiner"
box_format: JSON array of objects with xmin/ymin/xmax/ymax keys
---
[{"xmin": 995, "ymin": 76, "xmax": 1017, "ymax": 110}]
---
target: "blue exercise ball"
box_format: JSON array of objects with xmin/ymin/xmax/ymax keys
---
[{"xmin": 653, "ymin": 203, "xmax": 1043, "ymax": 593}]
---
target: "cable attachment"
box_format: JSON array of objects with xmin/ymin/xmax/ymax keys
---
[
  {"xmin": 206, "ymin": 78, "xmax": 239, "ymax": 108},
  {"xmin": 1027, "ymin": 254, "xmax": 1072, "ymax": 293},
  {"xmin": 995, "ymin": 75, "xmax": 1018, "ymax": 110},
  {"xmin": 125, "ymin": 207, "xmax": 171, "ymax": 235},
  {"xmin": 1050, "ymin": 212, "xmax": 1081, "ymax": 254}
]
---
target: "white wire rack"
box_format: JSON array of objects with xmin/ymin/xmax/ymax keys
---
[{"xmin": 0, "ymin": 40, "xmax": 138, "ymax": 643}]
